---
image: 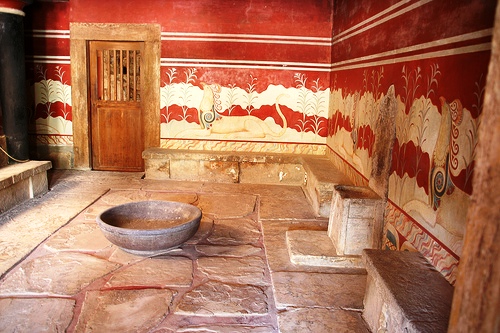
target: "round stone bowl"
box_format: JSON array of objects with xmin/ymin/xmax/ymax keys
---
[{"xmin": 96, "ymin": 200, "xmax": 202, "ymax": 256}]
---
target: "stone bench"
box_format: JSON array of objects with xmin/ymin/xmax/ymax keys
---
[
  {"xmin": 362, "ymin": 249, "xmax": 454, "ymax": 333},
  {"xmin": 0, "ymin": 160, "xmax": 52, "ymax": 214},
  {"xmin": 142, "ymin": 148, "xmax": 352, "ymax": 217}
]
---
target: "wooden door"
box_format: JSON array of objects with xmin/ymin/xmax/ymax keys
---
[{"xmin": 89, "ymin": 41, "xmax": 144, "ymax": 171}]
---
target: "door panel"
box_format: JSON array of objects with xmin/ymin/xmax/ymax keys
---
[{"xmin": 89, "ymin": 41, "xmax": 144, "ymax": 171}]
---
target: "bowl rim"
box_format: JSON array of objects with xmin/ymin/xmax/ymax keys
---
[{"xmin": 96, "ymin": 200, "xmax": 202, "ymax": 235}]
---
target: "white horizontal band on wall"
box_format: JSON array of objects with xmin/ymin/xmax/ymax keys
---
[
  {"xmin": 26, "ymin": 55, "xmax": 71, "ymax": 64},
  {"xmin": 331, "ymin": 29, "xmax": 492, "ymax": 71},
  {"xmin": 332, "ymin": 0, "xmax": 433, "ymax": 45},
  {"xmin": 161, "ymin": 32, "xmax": 332, "ymax": 46},
  {"xmin": 28, "ymin": 29, "xmax": 70, "ymax": 38},
  {"xmin": 160, "ymin": 58, "xmax": 331, "ymax": 72}
]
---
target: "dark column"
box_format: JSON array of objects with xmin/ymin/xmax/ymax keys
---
[{"xmin": 0, "ymin": 1, "xmax": 33, "ymax": 161}]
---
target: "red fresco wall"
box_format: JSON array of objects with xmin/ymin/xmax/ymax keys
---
[
  {"xmin": 25, "ymin": 0, "xmax": 333, "ymax": 154},
  {"xmin": 328, "ymin": 0, "xmax": 496, "ymax": 284}
]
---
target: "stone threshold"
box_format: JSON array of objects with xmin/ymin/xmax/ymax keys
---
[{"xmin": 0, "ymin": 160, "xmax": 52, "ymax": 214}]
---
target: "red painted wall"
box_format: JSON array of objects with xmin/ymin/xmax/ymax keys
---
[
  {"xmin": 24, "ymin": 0, "xmax": 334, "ymax": 150},
  {"xmin": 328, "ymin": 0, "xmax": 496, "ymax": 284}
]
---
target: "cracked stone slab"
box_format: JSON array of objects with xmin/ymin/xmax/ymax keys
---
[
  {"xmin": 278, "ymin": 307, "xmax": 369, "ymax": 333},
  {"xmin": 176, "ymin": 281, "xmax": 268, "ymax": 316},
  {"xmin": 185, "ymin": 218, "xmax": 215, "ymax": 245},
  {"xmin": 98, "ymin": 189, "xmax": 150, "ymax": 205},
  {"xmin": 0, "ymin": 297, "xmax": 75, "ymax": 332},
  {"xmin": 75, "ymin": 289, "xmax": 173, "ymax": 333},
  {"xmin": 104, "ymin": 257, "xmax": 193, "ymax": 288},
  {"xmin": 0, "ymin": 188, "xmax": 108, "ymax": 275},
  {"xmin": 271, "ymin": 271, "xmax": 366, "ymax": 309},
  {"xmin": 286, "ymin": 230, "xmax": 364, "ymax": 269},
  {"xmin": 43, "ymin": 222, "xmax": 112, "ymax": 252},
  {"xmin": 100, "ymin": 190, "xmax": 198, "ymax": 206},
  {"xmin": 0, "ymin": 252, "xmax": 120, "ymax": 296},
  {"xmin": 259, "ymin": 194, "xmax": 318, "ymax": 220},
  {"xmin": 197, "ymin": 256, "xmax": 269, "ymax": 286},
  {"xmin": 195, "ymin": 244, "xmax": 263, "ymax": 257},
  {"xmin": 206, "ymin": 219, "xmax": 261, "ymax": 245},
  {"xmin": 197, "ymin": 194, "xmax": 257, "ymax": 218},
  {"xmin": 156, "ymin": 325, "xmax": 277, "ymax": 332}
]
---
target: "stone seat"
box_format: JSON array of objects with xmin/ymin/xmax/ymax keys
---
[
  {"xmin": 362, "ymin": 249, "xmax": 454, "ymax": 333},
  {"xmin": 301, "ymin": 156, "xmax": 353, "ymax": 217},
  {"xmin": 142, "ymin": 148, "xmax": 352, "ymax": 217},
  {"xmin": 0, "ymin": 160, "xmax": 52, "ymax": 214}
]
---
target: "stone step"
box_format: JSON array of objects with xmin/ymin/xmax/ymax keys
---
[
  {"xmin": 286, "ymin": 229, "xmax": 365, "ymax": 270},
  {"xmin": 0, "ymin": 160, "xmax": 52, "ymax": 214},
  {"xmin": 362, "ymin": 249, "xmax": 454, "ymax": 333}
]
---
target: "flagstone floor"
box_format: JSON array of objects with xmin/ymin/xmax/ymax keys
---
[{"xmin": 0, "ymin": 170, "xmax": 370, "ymax": 332}]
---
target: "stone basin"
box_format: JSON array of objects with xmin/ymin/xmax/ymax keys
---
[{"xmin": 96, "ymin": 200, "xmax": 202, "ymax": 256}]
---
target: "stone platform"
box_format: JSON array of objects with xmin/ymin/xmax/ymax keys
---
[
  {"xmin": 143, "ymin": 148, "xmax": 353, "ymax": 218},
  {"xmin": 0, "ymin": 160, "xmax": 52, "ymax": 214}
]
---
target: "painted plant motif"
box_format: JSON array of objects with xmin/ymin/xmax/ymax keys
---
[
  {"xmin": 293, "ymin": 73, "xmax": 327, "ymax": 140},
  {"xmin": 159, "ymin": 68, "xmax": 329, "ymax": 143},
  {"xmin": 391, "ymin": 63, "xmax": 481, "ymax": 213},
  {"xmin": 32, "ymin": 64, "xmax": 72, "ymax": 135},
  {"xmin": 160, "ymin": 68, "xmax": 177, "ymax": 123}
]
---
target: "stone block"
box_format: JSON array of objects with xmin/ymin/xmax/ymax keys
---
[
  {"xmin": 0, "ymin": 178, "xmax": 30, "ymax": 214},
  {"xmin": 144, "ymin": 158, "xmax": 170, "ymax": 180},
  {"xmin": 302, "ymin": 156, "xmax": 352, "ymax": 217},
  {"xmin": 286, "ymin": 230, "xmax": 364, "ymax": 269},
  {"xmin": 362, "ymin": 249, "xmax": 454, "ymax": 333},
  {"xmin": 31, "ymin": 171, "xmax": 49, "ymax": 197},
  {"xmin": 328, "ymin": 185, "xmax": 384, "ymax": 255},
  {"xmin": 170, "ymin": 159, "xmax": 239, "ymax": 183},
  {"xmin": 239, "ymin": 162, "xmax": 304, "ymax": 185}
]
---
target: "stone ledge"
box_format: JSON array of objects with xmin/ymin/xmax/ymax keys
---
[
  {"xmin": 0, "ymin": 161, "xmax": 52, "ymax": 190},
  {"xmin": 0, "ymin": 161, "xmax": 52, "ymax": 214},
  {"xmin": 362, "ymin": 249, "xmax": 453, "ymax": 333}
]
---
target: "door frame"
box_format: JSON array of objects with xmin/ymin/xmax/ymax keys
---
[{"xmin": 70, "ymin": 23, "xmax": 161, "ymax": 170}]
